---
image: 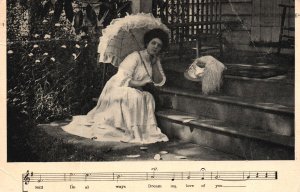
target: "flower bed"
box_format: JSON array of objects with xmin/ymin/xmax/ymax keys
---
[{"xmin": 7, "ymin": 38, "xmax": 103, "ymax": 123}]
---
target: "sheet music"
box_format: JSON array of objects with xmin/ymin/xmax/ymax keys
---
[
  {"xmin": 22, "ymin": 169, "xmax": 279, "ymax": 192},
  {"xmin": 22, "ymin": 170, "xmax": 278, "ymax": 183}
]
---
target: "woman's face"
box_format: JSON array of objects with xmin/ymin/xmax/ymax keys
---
[{"xmin": 146, "ymin": 38, "xmax": 163, "ymax": 56}]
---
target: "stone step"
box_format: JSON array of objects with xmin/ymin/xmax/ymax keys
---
[
  {"xmin": 222, "ymin": 75, "xmax": 294, "ymax": 106},
  {"xmin": 37, "ymin": 121, "xmax": 241, "ymax": 161},
  {"xmin": 157, "ymin": 86, "xmax": 294, "ymax": 136},
  {"xmin": 164, "ymin": 68, "xmax": 294, "ymax": 106},
  {"xmin": 156, "ymin": 109, "xmax": 294, "ymax": 160}
]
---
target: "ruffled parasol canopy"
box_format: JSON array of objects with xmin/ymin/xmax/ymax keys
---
[{"xmin": 98, "ymin": 13, "xmax": 170, "ymax": 67}]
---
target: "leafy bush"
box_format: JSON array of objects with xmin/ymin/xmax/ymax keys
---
[{"xmin": 7, "ymin": 0, "xmax": 130, "ymax": 161}]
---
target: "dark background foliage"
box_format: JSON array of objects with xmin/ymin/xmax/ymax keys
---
[{"xmin": 7, "ymin": 0, "xmax": 130, "ymax": 161}]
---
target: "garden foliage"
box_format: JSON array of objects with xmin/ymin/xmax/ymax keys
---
[{"xmin": 7, "ymin": 0, "xmax": 130, "ymax": 161}]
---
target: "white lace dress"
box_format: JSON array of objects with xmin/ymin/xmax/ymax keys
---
[{"xmin": 62, "ymin": 51, "xmax": 168, "ymax": 144}]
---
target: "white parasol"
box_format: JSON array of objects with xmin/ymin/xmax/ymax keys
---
[{"xmin": 98, "ymin": 13, "xmax": 170, "ymax": 67}]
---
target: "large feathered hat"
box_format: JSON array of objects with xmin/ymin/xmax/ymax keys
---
[{"xmin": 184, "ymin": 55, "xmax": 226, "ymax": 94}]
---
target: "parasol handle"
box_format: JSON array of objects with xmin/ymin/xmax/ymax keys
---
[{"xmin": 129, "ymin": 30, "xmax": 154, "ymax": 83}]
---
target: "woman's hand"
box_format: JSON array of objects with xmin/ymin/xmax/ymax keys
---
[
  {"xmin": 128, "ymin": 76, "xmax": 152, "ymax": 88},
  {"xmin": 140, "ymin": 76, "xmax": 153, "ymax": 86}
]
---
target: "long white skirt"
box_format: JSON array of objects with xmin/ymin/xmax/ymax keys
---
[{"xmin": 62, "ymin": 76, "xmax": 168, "ymax": 144}]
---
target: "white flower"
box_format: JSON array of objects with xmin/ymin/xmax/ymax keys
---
[
  {"xmin": 63, "ymin": 27, "xmax": 68, "ymax": 31},
  {"xmin": 80, "ymin": 31, "xmax": 87, "ymax": 36},
  {"xmin": 84, "ymin": 44, "xmax": 88, "ymax": 47},
  {"xmin": 55, "ymin": 23, "xmax": 61, "ymax": 27},
  {"xmin": 13, "ymin": 98, "xmax": 19, "ymax": 102},
  {"xmin": 33, "ymin": 44, "xmax": 39, "ymax": 48},
  {"xmin": 44, "ymin": 34, "xmax": 51, "ymax": 39},
  {"xmin": 61, "ymin": 45, "xmax": 67, "ymax": 48},
  {"xmin": 35, "ymin": 60, "xmax": 41, "ymax": 63},
  {"xmin": 72, "ymin": 53, "xmax": 77, "ymax": 59},
  {"xmin": 34, "ymin": 34, "xmax": 39, "ymax": 38},
  {"xmin": 49, "ymin": 10, "xmax": 54, "ymax": 14},
  {"xmin": 42, "ymin": 19, "xmax": 48, "ymax": 23},
  {"xmin": 28, "ymin": 53, "xmax": 34, "ymax": 57},
  {"xmin": 43, "ymin": 52, "xmax": 48, "ymax": 56},
  {"xmin": 75, "ymin": 44, "xmax": 80, "ymax": 48},
  {"xmin": 50, "ymin": 57, "xmax": 55, "ymax": 62},
  {"xmin": 42, "ymin": 0, "xmax": 47, "ymax": 6},
  {"xmin": 154, "ymin": 154, "xmax": 161, "ymax": 160},
  {"xmin": 159, "ymin": 151, "xmax": 168, "ymax": 154},
  {"xmin": 21, "ymin": 110, "xmax": 28, "ymax": 115},
  {"xmin": 8, "ymin": 50, "xmax": 13, "ymax": 54}
]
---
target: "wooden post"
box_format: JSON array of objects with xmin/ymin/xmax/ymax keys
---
[
  {"xmin": 130, "ymin": 0, "xmax": 153, "ymax": 14},
  {"xmin": 277, "ymin": 6, "xmax": 287, "ymax": 54}
]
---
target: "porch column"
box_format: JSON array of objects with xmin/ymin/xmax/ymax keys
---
[{"xmin": 130, "ymin": 0, "xmax": 153, "ymax": 14}]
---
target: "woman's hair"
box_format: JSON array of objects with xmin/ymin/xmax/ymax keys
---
[{"xmin": 144, "ymin": 28, "xmax": 169, "ymax": 51}]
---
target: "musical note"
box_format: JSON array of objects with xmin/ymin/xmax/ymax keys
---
[
  {"xmin": 201, "ymin": 168, "xmax": 205, "ymax": 180},
  {"xmin": 256, "ymin": 172, "xmax": 259, "ymax": 178},
  {"xmin": 116, "ymin": 174, "xmax": 121, "ymax": 182},
  {"xmin": 215, "ymin": 172, "xmax": 220, "ymax": 180},
  {"xmin": 187, "ymin": 172, "xmax": 191, "ymax": 180},
  {"xmin": 265, "ymin": 172, "xmax": 268, "ymax": 178},
  {"xmin": 150, "ymin": 172, "xmax": 155, "ymax": 179},
  {"xmin": 246, "ymin": 172, "xmax": 250, "ymax": 179},
  {"xmin": 171, "ymin": 173, "xmax": 175, "ymax": 181},
  {"xmin": 85, "ymin": 173, "xmax": 91, "ymax": 181},
  {"xmin": 37, "ymin": 174, "xmax": 43, "ymax": 183},
  {"xmin": 69, "ymin": 173, "xmax": 73, "ymax": 181}
]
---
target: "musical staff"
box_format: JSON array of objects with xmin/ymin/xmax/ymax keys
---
[{"xmin": 22, "ymin": 170, "xmax": 278, "ymax": 185}]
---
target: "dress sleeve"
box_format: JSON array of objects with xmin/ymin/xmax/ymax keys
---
[
  {"xmin": 152, "ymin": 57, "xmax": 166, "ymax": 87},
  {"xmin": 115, "ymin": 52, "xmax": 139, "ymax": 87}
]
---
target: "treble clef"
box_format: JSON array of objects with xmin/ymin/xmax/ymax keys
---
[{"xmin": 23, "ymin": 170, "xmax": 32, "ymax": 185}]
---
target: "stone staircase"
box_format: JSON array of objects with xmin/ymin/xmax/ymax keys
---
[
  {"xmin": 36, "ymin": 54, "xmax": 294, "ymax": 161},
  {"xmin": 154, "ymin": 57, "xmax": 294, "ymax": 160}
]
